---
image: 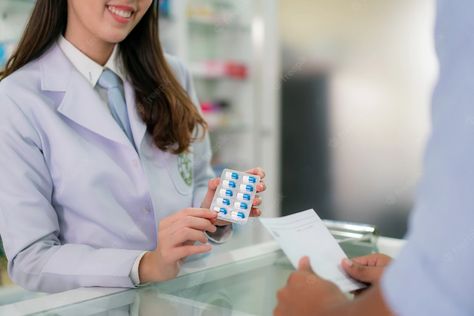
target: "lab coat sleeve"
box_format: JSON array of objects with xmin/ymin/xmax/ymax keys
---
[{"xmin": 0, "ymin": 93, "xmax": 143, "ymax": 293}]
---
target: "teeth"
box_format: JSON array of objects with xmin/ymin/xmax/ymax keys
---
[{"xmin": 108, "ymin": 6, "xmax": 132, "ymax": 19}]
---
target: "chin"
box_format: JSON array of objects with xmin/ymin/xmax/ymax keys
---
[{"xmin": 101, "ymin": 30, "xmax": 131, "ymax": 44}]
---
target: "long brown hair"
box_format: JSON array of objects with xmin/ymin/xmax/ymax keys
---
[{"xmin": 0, "ymin": 0, "xmax": 207, "ymax": 154}]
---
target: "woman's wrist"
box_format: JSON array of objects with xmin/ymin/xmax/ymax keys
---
[{"xmin": 138, "ymin": 251, "xmax": 159, "ymax": 284}]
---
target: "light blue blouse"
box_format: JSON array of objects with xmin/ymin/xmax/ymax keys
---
[{"xmin": 382, "ymin": 1, "xmax": 474, "ymax": 315}]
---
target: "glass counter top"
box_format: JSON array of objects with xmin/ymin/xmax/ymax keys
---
[{"xmin": 0, "ymin": 220, "xmax": 404, "ymax": 316}]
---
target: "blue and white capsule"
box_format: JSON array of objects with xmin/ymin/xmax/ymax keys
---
[
  {"xmin": 239, "ymin": 184, "xmax": 254, "ymax": 192},
  {"xmin": 237, "ymin": 192, "xmax": 251, "ymax": 201},
  {"xmin": 232, "ymin": 211, "xmax": 246, "ymax": 220},
  {"xmin": 234, "ymin": 202, "xmax": 248, "ymax": 210},
  {"xmin": 213, "ymin": 206, "xmax": 228, "ymax": 215},
  {"xmin": 225, "ymin": 171, "xmax": 239, "ymax": 180},
  {"xmin": 219, "ymin": 189, "xmax": 233, "ymax": 197},
  {"xmin": 243, "ymin": 175, "xmax": 257, "ymax": 184},
  {"xmin": 222, "ymin": 180, "xmax": 236, "ymax": 189},
  {"xmin": 216, "ymin": 198, "xmax": 231, "ymax": 206}
]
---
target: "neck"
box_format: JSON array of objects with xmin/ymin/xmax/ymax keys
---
[{"xmin": 64, "ymin": 25, "xmax": 114, "ymax": 66}]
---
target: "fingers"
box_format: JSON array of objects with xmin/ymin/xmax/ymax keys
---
[
  {"xmin": 341, "ymin": 254, "xmax": 392, "ymax": 284},
  {"xmin": 200, "ymin": 179, "xmax": 221, "ymax": 209},
  {"xmin": 153, "ymin": 208, "xmax": 219, "ymax": 282},
  {"xmin": 341, "ymin": 258, "xmax": 385, "ymax": 283},
  {"xmin": 274, "ymin": 288, "xmax": 290, "ymax": 316},
  {"xmin": 286, "ymin": 271, "xmax": 306, "ymax": 286},
  {"xmin": 256, "ymin": 182, "xmax": 266, "ymax": 193},
  {"xmin": 170, "ymin": 244, "xmax": 212, "ymax": 262},
  {"xmin": 159, "ymin": 209, "xmax": 217, "ymax": 247},
  {"xmin": 165, "ymin": 208, "xmax": 217, "ymax": 226},
  {"xmin": 286, "ymin": 269, "xmax": 323, "ymax": 288},
  {"xmin": 214, "ymin": 219, "xmax": 232, "ymax": 226},
  {"xmin": 182, "ymin": 208, "xmax": 218, "ymax": 219},
  {"xmin": 207, "ymin": 177, "xmax": 220, "ymax": 190},
  {"xmin": 249, "ymin": 207, "xmax": 262, "ymax": 217},
  {"xmin": 249, "ymin": 194, "xmax": 263, "ymax": 217},
  {"xmin": 170, "ymin": 227, "xmax": 208, "ymax": 246},
  {"xmin": 350, "ymin": 256, "xmax": 371, "ymax": 266},
  {"xmin": 298, "ymin": 256, "xmax": 314, "ymax": 273},
  {"xmin": 253, "ymin": 196, "xmax": 262, "ymax": 206},
  {"xmin": 162, "ymin": 208, "xmax": 216, "ymax": 223},
  {"xmin": 351, "ymin": 253, "xmax": 392, "ymax": 267},
  {"xmin": 246, "ymin": 167, "xmax": 266, "ymax": 179},
  {"xmin": 178, "ymin": 215, "xmax": 217, "ymax": 233}
]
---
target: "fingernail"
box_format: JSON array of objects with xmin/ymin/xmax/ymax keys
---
[{"xmin": 343, "ymin": 258, "xmax": 353, "ymax": 267}]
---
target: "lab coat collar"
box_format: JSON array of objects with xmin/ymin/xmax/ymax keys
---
[
  {"xmin": 57, "ymin": 35, "xmax": 125, "ymax": 87},
  {"xmin": 39, "ymin": 43, "xmax": 147, "ymax": 149}
]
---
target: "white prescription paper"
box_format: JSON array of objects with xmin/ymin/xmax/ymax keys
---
[{"xmin": 259, "ymin": 209, "xmax": 365, "ymax": 292}]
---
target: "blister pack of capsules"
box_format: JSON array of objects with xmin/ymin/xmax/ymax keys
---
[{"xmin": 210, "ymin": 169, "xmax": 260, "ymax": 224}]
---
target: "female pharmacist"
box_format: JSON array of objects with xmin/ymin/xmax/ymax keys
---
[{"xmin": 0, "ymin": 0, "xmax": 265, "ymax": 293}]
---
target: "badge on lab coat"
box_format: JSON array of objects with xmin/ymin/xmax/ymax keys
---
[{"xmin": 178, "ymin": 153, "xmax": 193, "ymax": 186}]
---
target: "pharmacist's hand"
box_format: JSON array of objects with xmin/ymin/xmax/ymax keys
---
[
  {"xmin": 138, "ymin": 208, "xmax": 217, "ymax": 283},
  {"xmin": 243, "ymin": 167, "xmax": 266, "ymax": 217},
  {"xmin": 200, "ymin": 167, "xmax": 266, "ymax": 226},
  {"xmin": 341, "ymin": 253, "xmax": 392, "ymax": 286},
  {"xmin": 200, "ymin": 177, "xmax": 221, "ymax": 210}
]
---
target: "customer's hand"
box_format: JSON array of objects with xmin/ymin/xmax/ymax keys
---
[
  {"xmin": 139, "ymin": 208, "xmax": 217, "ymax": 283},
  {"xmin": 274, "ymin": 256, "xmax": 348, "ymax": 316},
  {"xmin": 341, "ymin": 253, "xmax": 392, "ymax": 285},
  {"xmin": 200, "ymin": 167, "xmax": 267, "ymax": 226}
]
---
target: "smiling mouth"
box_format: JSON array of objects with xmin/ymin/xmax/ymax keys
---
[{"xmin": 106, "ymin": 5, "xmax": 135, "ymax": 20}]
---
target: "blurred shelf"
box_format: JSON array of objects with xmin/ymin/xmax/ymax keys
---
[
  {"xmin": 0, "ymin": 0, "xmax": 34, "ymax": 15},
  {"xmin": 191, "ymin": 72, "xmax": 248, "ymax": 81},
  {"xmin": 190, "ymin": 61, "xmax": 248, "ymax": 80},
  {"xmin": 159, "ymin": 0, "xmax": 172, "ymax": 18},
  {"xmin": 208, "ymin": 124, "xmax": 250, "ymax": 134},
  {"xmin": 187, "ymin": 16, "xmax": 250, "ymax": 32},
  {"xmin": 202, "ymin": 112, "xmax": 249, "ymax": 133},
  {"xmin": 159, "ymin": 15, "xmax": 175, "ymax": 24}
]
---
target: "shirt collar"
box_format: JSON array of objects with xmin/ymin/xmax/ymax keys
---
[{"xmin": 58, "ymin": 35, "xmax": 125, "ymax": 87}]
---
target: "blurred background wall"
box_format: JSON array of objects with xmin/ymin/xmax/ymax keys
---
[{"xmin": 279, "ymin": 0, "xmax": 438, "ymax": 237}]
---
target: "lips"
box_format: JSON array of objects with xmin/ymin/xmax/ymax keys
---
[{"xmin": 106, "ymin": 4, "xmax": 135, "ymax": 23}]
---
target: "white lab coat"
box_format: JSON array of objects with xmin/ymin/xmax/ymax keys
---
[{"xmin": 0, "ymin": 43, "xmax": 215, "ymax": 293}]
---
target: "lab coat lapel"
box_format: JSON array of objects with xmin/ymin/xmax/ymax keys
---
[
  {"xmin": 124, "ymin": 80, "xmax": 147, "ymax": 151},
  {"xmin": 40, "ymin": 43, "xmax": 132, "ymax": 147}
]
